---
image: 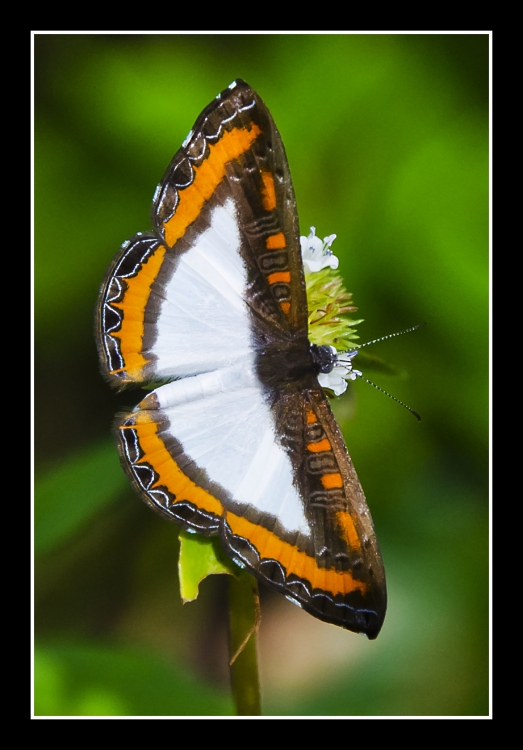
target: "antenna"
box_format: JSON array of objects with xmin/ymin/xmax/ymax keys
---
[
  {"xmin": 353, "ymin": 323, "xmax": 426, "ymax": 351},
  {"xmin": 355, "ymin": 372, "xmax": 421, "ymax": 421},
  {"xmin": 337, "ymin": 323, "xmax": 425, "ymax": 421}
]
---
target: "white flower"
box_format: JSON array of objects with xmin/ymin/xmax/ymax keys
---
[
  {"xmin": 317, "ymin": 349, "xmax": 361, "ymax": 396},
  {"xmin": 318, "ymin": 366, "xmax": 350, "ymax": 396},
  {"xmin": 300, "ymin": 227, "xmax": 339, "ymax": 273}
]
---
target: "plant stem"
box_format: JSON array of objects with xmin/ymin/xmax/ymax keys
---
[{"xmin": 228, "ymin": 572, "xmax": 262, "ymax": 716}]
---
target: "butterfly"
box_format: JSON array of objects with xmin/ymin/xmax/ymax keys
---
[{"xmin": 96, "ymin": 80, "xmax": 387, "ymax": 639}]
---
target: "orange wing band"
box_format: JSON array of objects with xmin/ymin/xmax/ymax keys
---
[
  {"xmin": 336, "ymin": 511, "xmax": 362, "ymax": 552},
  {"xmin": 306, "ymin": 438, "xmax": 332, "ymax": 453},
  {"xmin": 260, "ymin": 170, "xmax": 277, "ymax": 211},
  {"xmin": 163, "ymin": 124, "xmax": 262, "ymax": 248},
  {"xmin": 266, "ymin": 232, "xmax": 286, "ymax": 250},
  {"xmin": 320, "ymin": 473, "xmax": 344, "ymax": 490},
  {"xmin": 127, "ymin": 413, "xmax": 224, "ymax": 517},
  {"xmin": 111, "ymin": 245, "xmax": 167, "ymax": 381},
  {"xmin": 226, "ymin": 512, "xmax": 367, "ymax": 596}
]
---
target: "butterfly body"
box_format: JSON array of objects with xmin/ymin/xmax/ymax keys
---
[{"xmin": 97, "ymin": 80, "xmax": 387, "ymax": 638}]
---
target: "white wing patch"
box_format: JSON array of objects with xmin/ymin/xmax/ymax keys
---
[
  {"xmin": 152, "ymin": 199, "xmax": 252, "ymax": 378},
  {"xmin": 143, "ymin": 197, "xmax": 309, "ymax": 536},
  {"xmin": 149, "ymin": 367, "xmax": 309, "ymax": 536}
]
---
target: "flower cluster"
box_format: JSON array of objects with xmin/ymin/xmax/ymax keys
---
[{"xmin": 300, "ymin": 228, "xmax": 362, "ymax": 396}]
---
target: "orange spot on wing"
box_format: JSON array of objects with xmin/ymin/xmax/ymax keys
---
[
  {"xmin": 260, "ymin": 170, "xmax": 277, "ymax": 211},
  {"xmin": 306, "ymin": 439, "xmax": 332, "ymax": 453},
  {"xmin": 336, "ymin": 511, "xmax": 362, "ymax": 552},
  {"xmin": 306, "ymin": 409, "xmax": 317, "ymax": 424},
  {"xmin": 226, "ymin": 512, "xmax": 367, "ymax": 596},
  {"xmin": 321, "ymin": 473, "xmax": 344, "ymax": 490},
  {"xmin": 163, "ymin": 124, "xmax": 262, "ymax": 247},
  {"xmin": 267, "ymin": 271, "xmax": 291, "ymax": 285},
  {"xmin": 111, "ymin": 244, "xmax": 167, "ymax": 381},
  {"xmin": 128, "ymin": 412, "xmax": 224, "ymax": 517},
  {"xmin": 266, "ymin": 232, "xmax": 286, "ymax": 250},
  {"xmin": 279, "ymin": 301, "xmax": 291, "ymax": 315}
]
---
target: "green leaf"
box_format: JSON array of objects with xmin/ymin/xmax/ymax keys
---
[
  {"xmin": 34, "ymin": 440, "xmax": 127, "ymax": 558},
  {"xmin": 178, "ymin": 531, "xmax": 239, "ymax": 603}
]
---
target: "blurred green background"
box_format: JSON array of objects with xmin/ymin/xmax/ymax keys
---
[{"xmin": 34, "ymin": 33, "xmax": 489, "ymax": 716}]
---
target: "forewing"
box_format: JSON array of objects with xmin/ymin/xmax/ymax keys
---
[{"xmin": 96, "ymin": 80, "xmax": 308, "ymax": 386}]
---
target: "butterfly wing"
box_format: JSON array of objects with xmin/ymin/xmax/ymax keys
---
[
  {"xmin": 118, "ymin": 367, "xmax": 385, "ymax": 638},
  {"xmin": 97, "ymin": 80, "xmax": 386, "ymax": 638},
  {"xmin": 96, "ymin": 79, "xmax": 307, "ymax": 387}
]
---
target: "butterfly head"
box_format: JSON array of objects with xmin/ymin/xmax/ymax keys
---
[{"xmin": 311, "ymin": 344, "xmax": 362, "ymax": 396}]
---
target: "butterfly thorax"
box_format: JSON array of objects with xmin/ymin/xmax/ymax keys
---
[
  {"xmin": 253, "ymin": 331, "xmax": 337, "ymax": 394},
  {"xmin": 254, "ymin": 333, "xmax": 313, "ymax": 389}
]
